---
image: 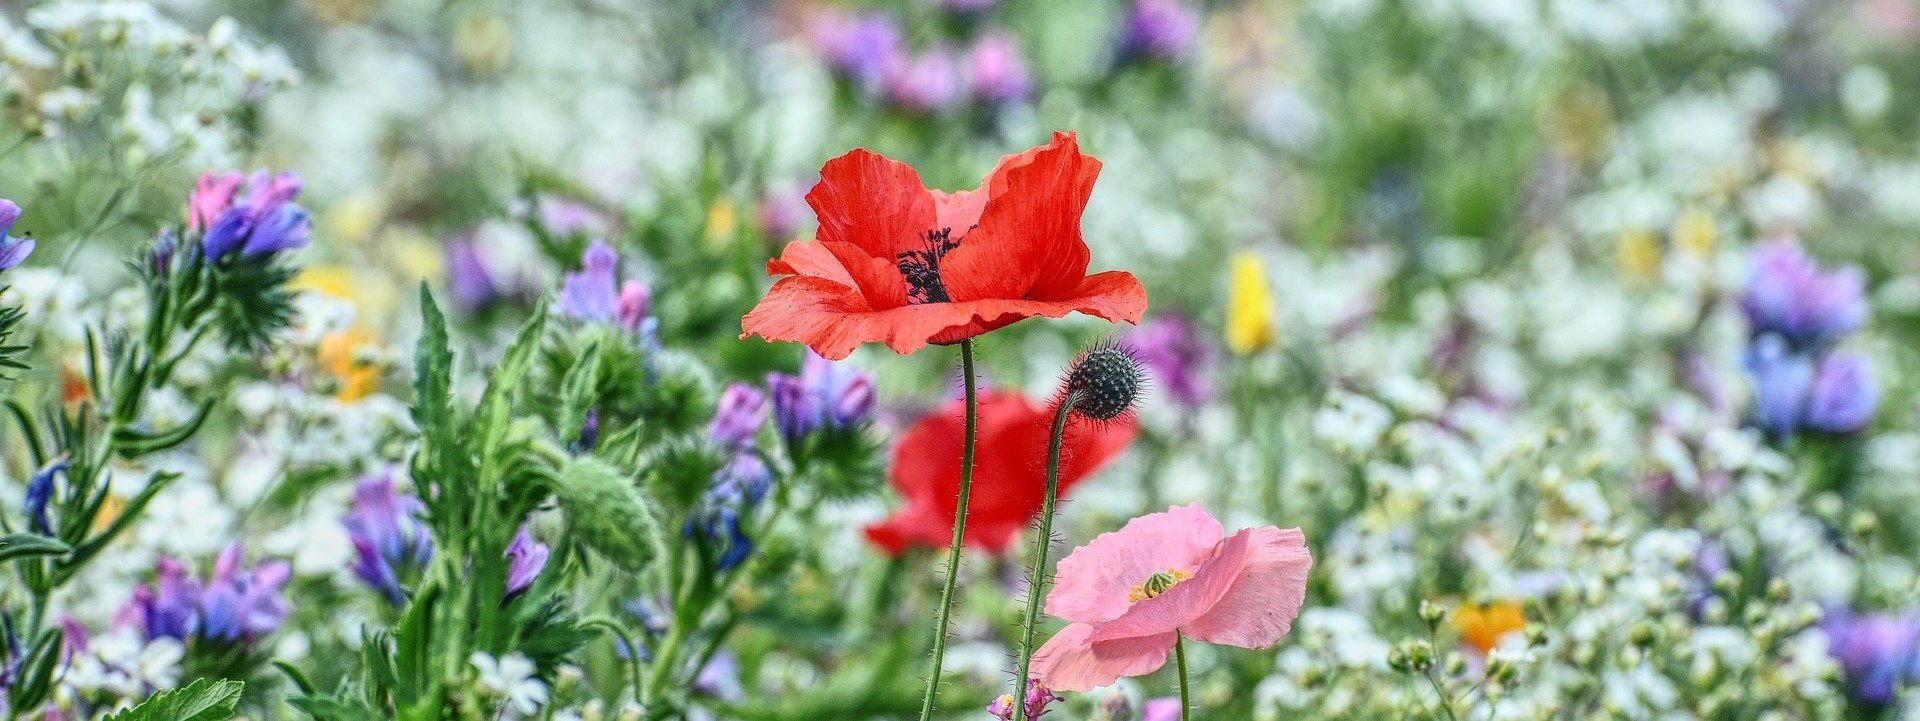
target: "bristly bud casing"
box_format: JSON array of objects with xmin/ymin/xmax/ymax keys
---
[{"xmin": 1063, "ymin": 343, "xmax": 1146, "ymax": 421}]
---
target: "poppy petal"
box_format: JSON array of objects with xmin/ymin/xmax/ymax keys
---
[
  {"xmin": 807, "ymin": 149, "xmax": 938, "ymax": 263},
  {"xmin": 1046, "ymin": 504, "xmax": 1224, "ymax": 625},
  {"xmin": 941, "ymin": 132, "xmax": 1101, "ymax": 303},
  {"xmin": 1181, "ymin": 526, "xmax": 1313, "ymax": 650},
  {"xmin": 1030, "ymin": 622, "xmax": 1176, "ymax": 693},
  {"xmin": 1088, "ymin": 530, "xmax": 1255, "ymax": 643},
  {"xmin": 745, "ymin": 278, "xmax": 1147, "ymax": 360}
]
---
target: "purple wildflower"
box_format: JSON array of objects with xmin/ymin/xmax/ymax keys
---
[
  {"xmin": 196, "ymin": 170, "xmax": 312, "ymax": 260},
  {"xmin": 343, "ymin": 474, "xmax": 434, "ymax": 606},
  {"xmin": 0, "ymin": 200, "xmax": 36, "ymax": 271},
  {"xmin": 1822, "ymin": 606, "xmax": 1920, "ymax": 706},
  {"xmin": 197, "ymin": 544, "xmax": 291, "ymax": 643},
  {"xmin": 686, "ymin": 453, "xmax": 772, "ymax": 572},
  {"xmin": 120, "ymin": 557, "xmax": 202, "ymax": 642},
  {"xmin": 535, "ymin": 195, "xmax": 615, "ymax": 239},
  {"xmin": 883, "ymin": 48, "xmax": 963, "ymax": 114},
  {"xmin": 988, "ymin": 681, "xmax": 1062, "ymax": 720},
  {"xmin": 1128, "ymin": 313, "xmax": 1213, "ymax": 408},
  {"xmin": 22, "ymin": 458, "xmax": 66, "ymax": 535},
  {"xmin": 1743, "ymin": 334, "xmax": 1815, "ymax": 437},
  {"xmin": 444, "ymin": 238, "xmax": 498, "ymax": 312},
  {"xmin": 1140, "ymin": 698, "xmax": 1182, "ymax": 721},
  {"xmin": 1117, "ymin": 0, "xmax": 1199, "ymax": 62},
  {"xmin": 504, "ymin": 525, "xmax": 551, "ymax": 598},
  {"xmin": 767, "ymin": 351, "xmax": 875, "ymax": 445},
  {"xmin": 708, "ymin": 382, "xmax": 769, "ymax": 450},
  {"xmin": 693, "ymin": 649, "xmax": 746, "ymax": 702},
  {"xmin": 810, "ymin": 12, "xmax": 902, "ymax": 90},
  {"xmin": 1740, "ymin": 241, "xmax": 1868, "ymax": 351},
  {"xmin": 966, "ymin": 33, "xmax": 1032, "ymax": 105},
  {"xmin": 1806, "ymin": 352, "xmax": 1879, "ymax": 433},
  {"xmin": 558, "ymin": 241, "xmax": 652, "ymax": 334}
]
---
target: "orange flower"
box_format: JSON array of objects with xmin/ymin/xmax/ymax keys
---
[
  {"xmin": 317, "ymin": 328, "xmax": 381, "ymax": 401},
  {"xmin": 741, "ymin": 132, "xmax": 1148, "ymax": 360},
  {"xmin": 1452, "ymin": 600, "xmax": 1526, "ymax": 654}
]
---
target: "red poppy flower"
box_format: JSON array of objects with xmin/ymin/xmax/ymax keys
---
[
  {"xmin": 742, "ymin": 132, "xmax": 1148, "ymax": 360},
  {"xmin": 865, "ymin": 390, "xmax": 1137, "ymax": 555}
]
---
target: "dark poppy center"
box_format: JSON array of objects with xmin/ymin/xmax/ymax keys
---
[{"xmin": 896, "ymin": 228, "xmax": 960, "ymax": 304}]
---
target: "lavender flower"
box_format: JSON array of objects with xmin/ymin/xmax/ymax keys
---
[
  {"xmin": 1740, "ymin": 241, "xmax": 1868, "ymax": 351},
  {"xmin": 196, "ymin": 170, "xmax": 312, "ymax": 260},
  {"xmin": 767, "ymin": 351, "xmax": 875, "ymax": 445},
  {"xmin": 120, "ymin": 557, "xmax": 203, "ymax": 642},
  {"xmin": 883, "ymin": 48, "xmax": 963, "ymax": 114},
  {"xmin": 708, "ymin": 382, "xmax": 769, "ymax": 450},
  {"xmin": 1822, "ymin": 607, "xmax": 1920, "ymax": 706},
  {"xmin": 535, "ymin": 195, "xmax": 615, "ymax": 239},
  {"xmin": 1117, "ymin": 0, "xmax": 1198, "ymax": 63},
  {"xmin": 197, "ymin": 545, "xmax": 291, "ymax": 643},
  {"xmin": 504, "ymin": 525, "xmax": 551, "ymax": 598},
  {"xmin": 1140, "ymin": 698, "xmax": 1182, "ymax": 721},
  {"xmin": 1806, "ymin": 352, "xmax": 1879, "ymax": 433},
  {"xmin": 22, "ymin": 458, "xmax": 66, "ymax": 535},
  {"xmin": 1743, "ymin": 334, "xmax": 1814, "ymax": 437},
  {"xmin": 0, "ymin": 200, "xmax": 36, "ymax": 271},
  {"xmin": 966, "ymin": 33, "xmax": 1032, "ymax": 105},
  {"xmin": 444, "ymin": 238, "xmax": 498, "ymax": 312},
  {"xmin": 343, "ymin": 474, "xmax": 434, "ymax": 606},
  {"xmin": 756, "ymin": 191, "xmax": 807, "ymax": 241},
  {"xmin": 558, "ymin": 241, "xmax": 651, "ymax": 334},
  {"xmin": 810, "ymin": 12, "xmax": 902, "ymax": 90},
  {"xmin": 988, "ymin": 681, "xmax": 1062, "ymax": 720},
  {"xmin": 1128, "ymin": 313, "xmax": 1213, "ymax": 408},
  {"xmin": 686, "ymin": 453, "xmax": 772, "ymax": 572}
]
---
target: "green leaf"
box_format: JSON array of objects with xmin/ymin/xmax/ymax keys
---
[
  {"xmin": 0, "ymin": 534, "xmax": 70, "ymax": 563},
  {"xmin": 103, "ymin": 678, "xmax": 245, "ymax": 721},
  {"xmin": 287, "ymin": 695, "xmax": 383, "ymax": 721},
  {"xmin": 410, "ymin": 283, "xmax": 454, "ymax": 441},
  {"xmin": 553, "ymin": 456, "xmax": 666, "ymax": 576},
  {"xmin": 558, "ymin": 341, "xmax": 603, "ymax": 444},
  {"xmin": 111, "ymin": 398, "xmax": 215, "ymax": 457},
  {"xmin": 475, "ymin": 302, "xmax": 548, "ymax": 454}
]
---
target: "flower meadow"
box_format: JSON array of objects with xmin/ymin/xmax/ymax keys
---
[{"xmin": 5, "ymin": 1, "xmax": 1920, "ymax": 720}]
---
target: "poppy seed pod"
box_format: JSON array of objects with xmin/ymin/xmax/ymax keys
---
[{"xmin": 1064, "ymin": 344, "xmax": 1146, "ymax": 421}]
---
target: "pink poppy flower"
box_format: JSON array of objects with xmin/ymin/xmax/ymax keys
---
[{"xmin": 1030, "ymin": 504, "xmax": 1312, "ymax": 691}]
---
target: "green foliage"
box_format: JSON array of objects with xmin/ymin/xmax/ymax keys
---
[
  {"xmin": 208, "ymin": 256, "xmax": 300, "ymax": 351},
  {"xmin": 553, "ymin": 455, "xmax": 667, "ymax": 575},
  {"xmin": 0, "ymin": 290, "xmax": 27, "ymax": 380},
  {"xmin": 0, "ymin": 533, "xmax": 69, "ymax": 563},
  {"xmin": 103, "ymin": 678, "xmax": 246, "ymax": 721}
]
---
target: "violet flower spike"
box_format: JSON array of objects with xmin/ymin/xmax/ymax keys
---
[
  {"xmin": 708, "ymin": 382, "xmax": 769, "ymax": 450},
  {"xmin": 198, "ymin": 170, "xmax": 312, "ymax": 260},
  {"xmin": 0, "ymin": 200, "xmax": 35, "ymax": 271},
  {"xmin": 1739, "ymin": 241, "xmax": 1868, "ymax": 351},
  {"xmin": 504, "ymin": 525, "xmax": 551, "ymax": 598},
  {"xmin": 343, "ymin": 474, "xmax": 434, "ymax": 606},
  {"xmin": 1806, "ymin": 352, "xmax": 1879, "ymax": 433}
]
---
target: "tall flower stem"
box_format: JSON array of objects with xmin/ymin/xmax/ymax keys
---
[
  {"xmin": 918, "ymin": 339, "xmax": 980, "ymax": 721},
  {"xmin": 1174, "ymin": 632, "xmax": 1192, "ymax": 721},
  {"xmin": 1010, "ymin": 391, "xmax": 1080, "ymax": 721}
]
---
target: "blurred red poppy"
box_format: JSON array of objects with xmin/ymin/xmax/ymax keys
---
[
  {"xmin": 865, "ymin": 390, "xmax": 1137, "ymax": 555},
  {"xmin": 742, "ymin": 131, "xmax": 1148, "ymax": 360}
]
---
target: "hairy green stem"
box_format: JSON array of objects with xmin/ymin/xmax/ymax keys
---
[
  {"xmin": 1010, "ymin": 392, "xmax": 1078, "ymax": 720},
  {"xmin": 1175, "ymin": 633, "xmax": 1192, "ymax": 721},
  {"xmin": 917, "ymin": 339, "xmax": 979, "ymax": 721}
]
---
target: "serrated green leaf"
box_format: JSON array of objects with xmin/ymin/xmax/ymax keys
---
[
  {"xmin": 558, "ymin": 341, "xmax": 602, "ymax": 444},
  {"xmin": 103, "ymin": 678, "xmax": 245, "ymax": 721},
  {"xmin": 0, "ymin": 534, "xmax": 69, "ymax": 563},
  {"xmin": 475, "ymin": 302, "xmax": 548, "ymax": 453},
  {"xmin": 411, "ymin": 283, "xmax": 454, "ymax": 440}
]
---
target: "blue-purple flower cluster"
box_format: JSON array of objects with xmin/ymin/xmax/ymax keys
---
[{"xmin": 1739, "ymin": 241, "xmax": 1878, "ymax": 436}]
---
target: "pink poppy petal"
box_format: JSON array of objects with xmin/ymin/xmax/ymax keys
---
[
  {"xmin": 1088, "ymin": 529, "xmax": 1254, "ymax": 643},
  {"xmin": 1046, "ymin": 504, "xmax": 1223, "ymax": 624},
  {"xmin": 1030, "ymin": 622, "xmax": 1177, "ymax": 692},
  {"xmin": 1182, "ymin": 527, "xmax": 1313, "ymax": 649}
]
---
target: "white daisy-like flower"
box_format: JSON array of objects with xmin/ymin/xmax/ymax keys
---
[{"xmin": 471, "ymin": 651, "xmax": 550, "ymax": 717}]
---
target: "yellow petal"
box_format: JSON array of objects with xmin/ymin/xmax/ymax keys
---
[{"xmin": 1226, "ymin": 251, "xmax": 1276, "ymax": 355}]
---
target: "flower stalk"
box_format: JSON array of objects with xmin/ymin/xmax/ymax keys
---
[
  {"xmin": 918, "ymin": 339, "xmax": 980, "ymax": 721},
  {"xmin": 1010, "ymin": 389, "xmax": 1080, "ymax": 721}
]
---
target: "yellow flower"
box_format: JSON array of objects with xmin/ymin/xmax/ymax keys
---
[
  {"xmin": 1226, "ymin": 252, "xmax": 1275, "ymax": 355},
  {"xmin": 317, "ymin": 328, "xmax": 382, "ymax": 401},
  {"xmin": 1617, "ymin": 229, "xmax": 1661, "ymax": 281},
  {"xmin": 705, "ymin": 198, "xmax": 739, "ymax": 249},
  {"xmin": 1670, "ymin": 209, "xmax": 1715, "ymax": 259},
  {"xmin": 1452, "ymin": 600, "xmax": 1526, "ymax": 654}
]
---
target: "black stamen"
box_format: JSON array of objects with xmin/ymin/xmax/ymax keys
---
[{"xmin": 896, "ymin": 228, "xmax": 962, "ymax": 304}]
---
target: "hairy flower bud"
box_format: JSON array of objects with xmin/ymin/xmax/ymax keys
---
[
  {"xmin": 553, "ymin": 456, "xmax": 666, "ymax": 575},
  {"xmin": 1063, "ymin": 343, "xmax": 1146, "ymax": 421}
]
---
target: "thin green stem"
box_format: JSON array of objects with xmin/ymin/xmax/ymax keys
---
[
  {"xmin": 917, "ymin": 339, "xmax": 980, "ymax": 721},
  {"xmin": 1010, "ymin": 393, "xmax": 1079, "ymax": 721},
  {"xmin": 1175, "ymin": 632, "xmax": 1192, "ymax": 721}
]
